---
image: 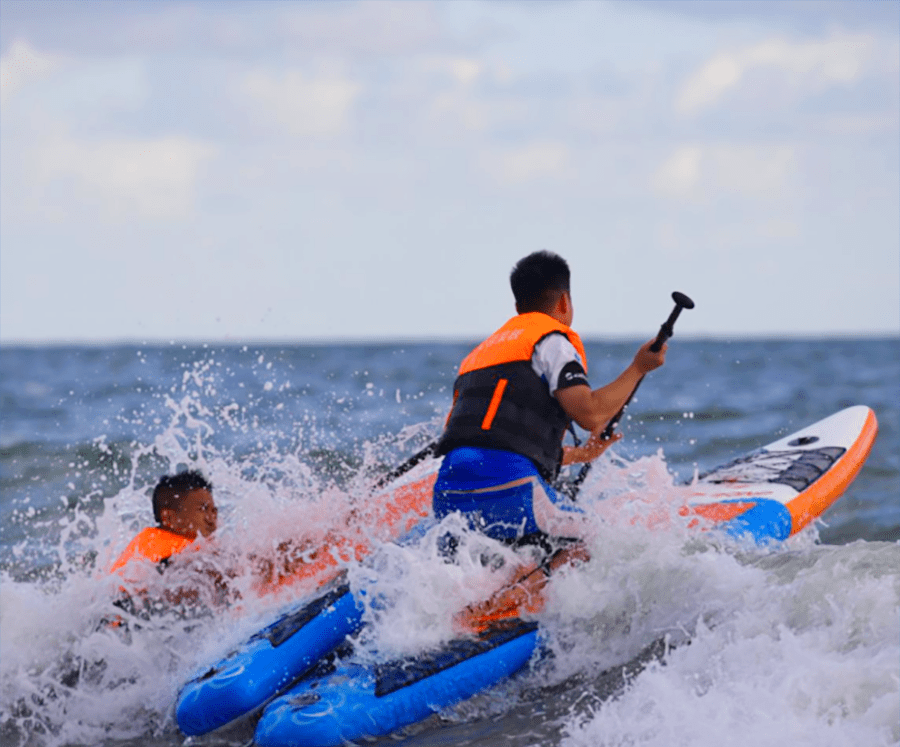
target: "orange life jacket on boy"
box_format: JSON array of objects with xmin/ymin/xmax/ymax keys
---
[{"xmin": 110, "ymin": 526, "xmax": 195, "ymax": 574}]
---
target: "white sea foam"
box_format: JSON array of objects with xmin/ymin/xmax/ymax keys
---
[
  {"xmin": 0, "ymin": 376, "xmax": 406, "ymax": 746},
  {"xmin": 550, "ymin": 535, "xmax": 900, "ymax": 747}
]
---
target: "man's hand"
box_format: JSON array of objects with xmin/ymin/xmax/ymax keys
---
[
  {"xmin": 633, "ymin": 338, "xmax": 667, "ymax": 374},
  {"xmin": 562, "ymin": 429, "xmax": 623, "ymax": 465}
]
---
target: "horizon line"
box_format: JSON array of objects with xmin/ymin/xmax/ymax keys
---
[{"xmin": 1, "ymin": 331, "xmax": 898, "ymax": 348}]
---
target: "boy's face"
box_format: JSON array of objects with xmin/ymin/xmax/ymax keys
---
[{"xmin": 164, "ymin": 488, "xmax": 218, "ymax": 539}]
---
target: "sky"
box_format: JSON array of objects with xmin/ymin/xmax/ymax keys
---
[{"xmin": 1, "ymin": 0, "xmax": 898, "ymax": 344}]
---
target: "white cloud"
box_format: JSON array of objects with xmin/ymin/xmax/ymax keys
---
[
  {"xmin": 26, "ymin": 134, "xmax": 217, "ymax": 221},
  {"xmin": 0, "ymin": 38, "xmax": 58, "ymax": 104},
  {"xmin": 238, "ymin": 68, "xmax": 360, "ymax": 137},
  {"xmin": 483, "ymin": 141, "xmax": 571, "ymax": 184},
  {"xmin": 757, "ymin": 218, "xmax": 800, "ymax": 240},
  {"xmin": 712, "ymin": 145, "xmax": 796, "ymax": 195},
  {"xmin": 429, "ymin": 89, "xmax": 489, "ymax": 133},
  {"xmin": 677, "ymin": 31, "xmax": 880, "ymax": 116},
  {"xmin": 651, "ymin": 146, "xmax": 703, "ymax": 199},
  {"xmin": 652, "ymin": 144, "xmax": 797, "ymax": 202},
  {"xmin": 420, "ymin": 56, "xmax": 484, "ymax": 86},
  {"xmin": 417, "ymin": 61, "xmax": 583, "ymax": 151},
  {"xmin": 279, "ymin": 0, "xmax": 443, "ymax": 57},
  {"xmin": 422, "ymin": 56, "xmax": 524, "ymax": 135}
]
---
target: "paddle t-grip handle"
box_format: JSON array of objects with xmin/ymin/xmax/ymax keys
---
[
  {"xmin": 599, "ymin": 290, "xmax": 695, "ymax": 439},
  {"xmin": 650, "ymin": 291, "xmax": 695, "ymax": 352}
]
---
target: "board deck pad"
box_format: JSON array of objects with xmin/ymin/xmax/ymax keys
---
[
  {"xmin": 259, "ymin": 582, "xmax": 351, "ymax": 649},
  {"xmin": 374, "ymin": 619, "xmax": 539, "ymax": 697},
  {"xmin": 699, "ymin": 446, "xmax": 846, "ymax": 491}
]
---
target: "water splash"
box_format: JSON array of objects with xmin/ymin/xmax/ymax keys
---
[
  {"xmin": 2, "ymin": 349, "xmax": 896, "ymax": 747},
  {"xmin": 0, "ymin": 355, "xmax": 438, "ymax": 747},
  {"xmin": 555, "ymin": 540, "xmax": 900, "ymax": 747}
]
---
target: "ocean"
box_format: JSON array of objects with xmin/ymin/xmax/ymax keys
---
[{"xmin": 1, "ymin": 338, "xmax": 898, "ymax": 747}]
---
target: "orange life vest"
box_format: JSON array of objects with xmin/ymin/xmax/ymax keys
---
[
  {"xmin": 110, "ymin": 526, "xmax": 195, "ymax": 574},
  {"xmin": 437, "ymin": 313, "xmax": 589, "ymax": 478}
]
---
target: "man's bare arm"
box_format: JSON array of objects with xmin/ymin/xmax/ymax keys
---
[{"xmin": 556, "ymin": 338, "xmax": 667, "ymax": 432}]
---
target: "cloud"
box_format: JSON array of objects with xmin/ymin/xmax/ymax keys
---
[
  {"xmin": 419, "ymin": 55, "xmax": 488, "ymax": 88},
  {"xmin": 417, "ymin": 57, "xmax": 570, "ymax": 142},
  {"xmin": 0, "ymin": 37, "xmax": 57, "ymax": 104},
  {"xmin": 1, "ymin": 0, "xmax": 448, "ymax": 60},
  {"xmin": 652, "ymin": 144, "xmax": 796, "ymax": 201},
  {"xmin": 278, "ymin": 1, "xmax": 445, "ymax": 57},
  {"xmin": 482, "ymin": 141, "xmax": 571, "ymax": 184},
  {"xmin": 426, "ymin": 65, "xmax": 491, "ymax": 134},
  {"xmin": 21, "ymin": 134, "xmax": 217, "ymax": 221},
  {"xmin": 627, "ymin": 1, "xmax": 900, "ymax": 34},
  {"xmin": 676, "ymin": 32, "xmax": 881, "ymax": 116},
  {"xmin": 238, "ymin": 68, "xmax": 361, "ymax": 138},
  {"xmin": 651, "ymin": 146, "xmax": 703, "ymax": 199}
]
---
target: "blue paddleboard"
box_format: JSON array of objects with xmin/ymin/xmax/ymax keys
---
[
  {"xmin": 175, "ymin": 578, "xmax": 363, "ymax": 736},
  {"xmin": 255, "ymin": 619, "xmax": 540, "ymax": 747}
]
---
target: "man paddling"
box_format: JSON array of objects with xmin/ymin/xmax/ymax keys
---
[{"xmin": 433, "ymin": 251, "xmax": 666, "ymax": 551}]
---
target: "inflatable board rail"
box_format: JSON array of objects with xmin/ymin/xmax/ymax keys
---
[{"xmin": 250, "ymin": 406, "xmax": 878, "ymax": 747}]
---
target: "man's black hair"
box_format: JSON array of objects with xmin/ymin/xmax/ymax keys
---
[
  {"xmin": 510, "ymin": 251, "xmax": 571, "ymax": 313},
  {"xmin": 152, "ymin": 470, "xmax": 212, "ymax": 524}
]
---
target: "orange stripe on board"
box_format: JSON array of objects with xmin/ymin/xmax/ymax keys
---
[
  {"xmin": 454, "ymin": 545, "xmax": 588, "ymax": 634},
  {"xmin": 255, "ymin": 472, "xmax": 436, "ymax": 598},
  {"xmin": 680, "ymin": 501, "xmax": 757, "ymax": 524},
  {"xmin": 375, "ymin": 472, "xmax": 436, "ymax": 533},
  {"xmin": 455, "ymin": 561, "xmax": 547, "ymax": 634},
  {"xmin": 481, "ymin": 378, "xmax": 508, "ymax": 430},
  {"xmin": 787, "ymin": 408, "xmax": 878, "ymax": 535}
]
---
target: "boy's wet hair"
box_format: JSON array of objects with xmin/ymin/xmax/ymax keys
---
[
  {"xmin": 152, "ymin": 470, "xmax": 213, "ymax": 524},
  {"xmin": 510, "ymin": 250, "xmax": 571, "ymax": 313}
]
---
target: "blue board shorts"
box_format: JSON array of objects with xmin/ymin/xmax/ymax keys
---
[{"xmin": 433, "ymin": 447, "xmax": 587, "ymax": 544}]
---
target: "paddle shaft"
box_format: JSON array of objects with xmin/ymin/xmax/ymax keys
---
[
  {"xmin": 371, "ymin": 441, "xmax": 437, "ymax": 491},
  {"xmin": 599, "ymin": 292, "xmax": 694, "ymax": 439},
  {"xmin": 568, "ymin": 292, "xmax": 694, "ymax": 495}
]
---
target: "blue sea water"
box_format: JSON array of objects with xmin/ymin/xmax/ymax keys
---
[{"xmin": 0, "ymin": 338, "xmax": 898, "ymax": 747}]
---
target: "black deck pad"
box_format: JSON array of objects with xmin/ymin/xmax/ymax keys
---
[
  {"xmin": 254, "ymin": 581, "xmax": 351, "ymax": 649},
  {"xmin": 374, "ymin": 619, "xmax": 539, "ymax": 698},
  {"xmin": 699, "ymin": 446, "xmax": 845, "ymax": 492}
]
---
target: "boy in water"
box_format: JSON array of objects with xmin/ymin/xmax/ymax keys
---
[
  {"xmin": 434, "ymin": 251, "xmax": 666, "ymax": 552},
  {"xmin": 110, "ymin": 470, "xmax": 330, "ymax": 616},
  {"xmin": 110, "ymin": 470, "xmax": 227, "ymax": 614},
  {"xmin": 110, "ymin": 470, "xmax": 218, "ymax": 577}
]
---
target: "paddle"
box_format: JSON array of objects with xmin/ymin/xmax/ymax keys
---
[
  {"xmin": 370, "ymin": 441, "xmax": 437, "ymax": 491},
  {"xmin": 565, "ymin": 291, "xmax": 695, "ymax": 497}
]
